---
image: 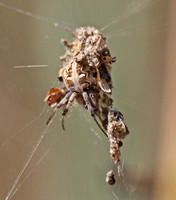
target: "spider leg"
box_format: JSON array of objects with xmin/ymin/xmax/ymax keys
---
[
  {"xmin": 46, "ymin": 91, "xmax": 72, "ymax": 125},
  {"xmin": 62, "ymin": 92, "xmax": 77, "ymax": 130},
  {"xmin": 88, "ymin": 90, "xmax": 98, "ymax": 109},
  {"xmin": 82, "ymin": 91, "xmax": 108, "ymax": 137}
]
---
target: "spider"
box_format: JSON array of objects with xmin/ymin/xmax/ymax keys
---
[{"xmin": 45, "ymin": 27, "xmax": 116, "ymax": 136}]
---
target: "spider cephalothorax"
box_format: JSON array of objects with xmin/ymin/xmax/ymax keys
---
[{"xmin": 45, "ymin": 27, "xmax": 116, "ymax": 135}]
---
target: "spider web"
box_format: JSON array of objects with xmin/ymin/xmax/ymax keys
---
[{"xmin": 0, "ymin": 0, "xmax": 167, "ymax": 199}]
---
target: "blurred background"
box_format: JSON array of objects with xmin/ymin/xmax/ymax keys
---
[{"xmin": 0, "ymin": 0, "xmax": 175, "ymax": 199}]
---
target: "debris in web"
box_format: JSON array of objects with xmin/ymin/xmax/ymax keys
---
[
  {"xmin": 107, "ymin": 110, "xmax": 129, "ymax": 166},
  {"xmin": 106, "ymin": 170, "xmax": 116, "ymax": 185},
  {"xmin": 105, "ymin": 110, "xmax": 129, "ymax": 185}
]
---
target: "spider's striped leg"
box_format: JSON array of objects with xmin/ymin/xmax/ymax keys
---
[
  {"xmin": 82, "ymin": 91, "xmax": 107, "ymax": 137},
  {"xmin": 62, "ymin": 92, "xmax": 77, "ymax": 130},
  {"xmin": 46, "ymin": 91, "xmax": 72, "ymax": 125},
  {"xmin": 88, "ymin": 90, "xmax": 98, "ymax": 109}
]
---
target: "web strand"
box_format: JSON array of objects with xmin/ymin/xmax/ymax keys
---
[
  {"xmin": 14, "ymin": 65, "xmax": 48, "ymax": 69},
  {"xmin": 101, "ymin": 0, "xmax": 161, "ymax": 32},
  {"xmin": 0, "ymin": 2, "xmax": 73, "ymax": 31},
  {"xmin": 9, "ymin": 136, "xmax": 60, "ymax": 199},
  {"xmin": 5, "ymin": 125, "xmax": 50, "ymax": 200}
]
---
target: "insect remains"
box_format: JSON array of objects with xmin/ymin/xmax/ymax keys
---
[
  {"xmin": 107, "ymin": 110, "xmax": 129, "ymax": 165},
  {"xmin": 106, "ymin": 170, "xmax": 116, "ymax": 185},
  {"xmin": 105, "ymin": 110, "xmax": 129, "ymax": 185},
  {"xmin": 45, "ymin": 27, "xmax": 116, "ymax": 135}
]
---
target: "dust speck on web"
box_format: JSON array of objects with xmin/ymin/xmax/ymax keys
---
[{"xmin": 0, "ymin": 0, "xmax": 167, "ymax": 199}]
